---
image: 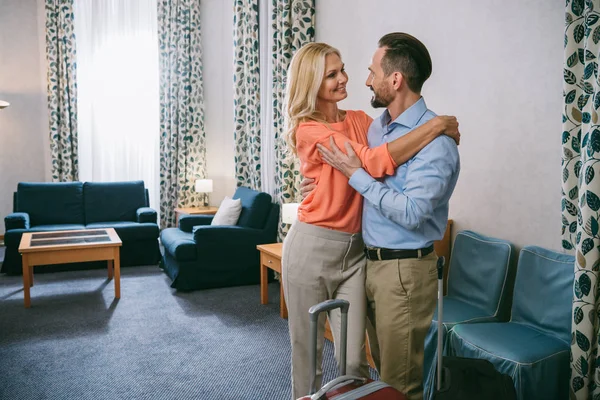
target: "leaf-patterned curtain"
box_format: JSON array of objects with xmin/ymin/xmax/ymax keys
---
[
  {"xmin": 158, "ymin": 0, "xmax": 207, "ymax": 228},
  {"xmin": 46, "ymin": 0, "xmax": 78, "ymax": 182},
  {"xmin": 272, "ymin": 0, "xmax": 314, "ymax": 240},
  {"xmin": 233, "ymin": 0, "xmax": 261, "ymax": 190},
  {"xmin": 563, "ymin": 0, "xmax": 600, "ymax": 398}
]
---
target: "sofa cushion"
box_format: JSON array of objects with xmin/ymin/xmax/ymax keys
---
[
  {"xmin": 86, "ymin": 222, "xmax": 159, "ymax": 242},
  {"xmin": 233, "ymin": 187, "xmax": 272, "ymax": 229},
  {"xmin": 84, "ymin": 181, "xmax": 147, "ymax": 224},
  {"xmin": 160, "ymin": 228, "xmax": 197, "ymax": 262},
  {"xmin": 16, "ymin": 182, "xmax": 84, "ymax": 226},
  {"xmin": 4, "ymin": 225, "xmax": 86, "ymax": 247}
]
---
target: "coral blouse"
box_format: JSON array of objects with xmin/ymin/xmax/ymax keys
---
[{"xmin": 295, "ymin": 110, "xmax": 397, "ymax": 233}]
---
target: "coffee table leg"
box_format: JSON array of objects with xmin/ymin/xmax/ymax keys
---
[
  {"xmin": 113, "ymin": 248, "xmax": 120, "ymax": 299},
  {"xmin": 107, "ymin": 260, "xmax": 114, "ymax": 279},
  {"xmin": 260, "ymin": 261, "xmax": 268, "ymax": 305},
  {"xmin": 22, "ymin": 255, "xmax": 31, "ymax": 308},
  {"xmin": 29, "ymin": 263, "xmax": 34, "ymax": 287}
]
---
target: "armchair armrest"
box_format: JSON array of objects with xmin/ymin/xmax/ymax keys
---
[
  {"xmin": 192, "ymin": 225, "xmax": 268, "ymax": 246},
  {"xmin": 5, "ymin": 212, "xmax": 30, "ymax": 230},
  {"xmin": 136, "ymin": 207, "xmax": 157, "ymax": 224},
  {"xmin": 180, "ymin": 215, "xmax": 214, "ymax": 232}
]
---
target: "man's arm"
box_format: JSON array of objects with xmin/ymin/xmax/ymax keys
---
[
  {"xmin": 350, "ymin": 138, "xmax": 459, "ymax": 229},
  {"xmin": 319, "ymin": 136, "xmax": 459, "ymax": 229}
]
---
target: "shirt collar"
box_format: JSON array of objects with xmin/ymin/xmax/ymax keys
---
[{"xmin": 379, "ymin": 97, "xmax": 428, "ymax": 130}]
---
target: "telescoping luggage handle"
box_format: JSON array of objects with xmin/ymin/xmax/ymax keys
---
[
  {"xmin": 436, "ymin": 256, "xmax": 445, "ymax": 392},
  {"xmin": 308, "ymin": 299, "xmax": 350, "ymax": 395}
]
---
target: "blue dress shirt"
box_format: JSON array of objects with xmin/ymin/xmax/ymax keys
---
[{"xmin": 348, "ymin": 98, "xmax": 460, "ymax": 249}]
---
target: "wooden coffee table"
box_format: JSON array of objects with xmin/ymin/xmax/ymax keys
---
[{"xmin": 18, "ymin": 228, "xmax": 122, "ymax": 308}]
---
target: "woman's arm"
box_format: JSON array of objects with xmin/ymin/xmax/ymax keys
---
[{"xmin": 297, "ymin": 116, "xmax": 458, "ymax": 178}]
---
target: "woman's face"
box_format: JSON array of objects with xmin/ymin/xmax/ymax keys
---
[{"xmin": 316, "ymin": 53, "xmax": 348, "ymax": 104}]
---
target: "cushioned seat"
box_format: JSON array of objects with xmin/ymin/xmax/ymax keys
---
[
  {"xmin": 4, "ymin": 225, "xmax": 86, "ymax": 247},
  {"xmin": 160, "ymin": 186, "xmax": 279, "ymax": 291},
  {"xmin": 86, "ymin": 222, "xmax": 159, "ymax": 241},
  {"xmin": 423, "ymin": 230, "xmax": 516, "ymax": 399},
  {"xmin": 447, "ymin": 246, "xmax": 574, "ymax": 400}
]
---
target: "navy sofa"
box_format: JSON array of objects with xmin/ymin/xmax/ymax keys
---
[
  {"xmin": 160, "ymin": 186, "xmax": 279, "ymax": 291},
  {"xmin": 2, "ymin": 181, "xmax": 161, "ymax": 275}
]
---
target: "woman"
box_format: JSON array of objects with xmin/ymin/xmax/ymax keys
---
[{"xmin": 281, "ymin": 42, "xmax": 458, "ymax": 399}]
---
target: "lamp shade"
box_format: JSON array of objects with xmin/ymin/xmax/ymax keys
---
[
  {"xmin": 195, "ymin": 179, "xmax": 213, "ymax": 193},
  {"xmin": 282, "ymin": 203, "xmax": 299, "ymax": 225},
  {"xmin": 0, "ymin": 100, "xmax": 9, "ymax": 109}
]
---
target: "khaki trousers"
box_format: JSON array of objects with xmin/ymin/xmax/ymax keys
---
[
  {"xmin": 282, "ymin": 221, "xmax": 369, "ymax": 400},
  {"xmin": 366, "ymin": 252, "xmax": 438, "ymax": 400}
]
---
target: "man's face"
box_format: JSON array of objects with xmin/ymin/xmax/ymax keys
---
[
  {"xmin": 317, "ymin": 53, "xmax": 348, "ymax": 104},
  {"xmin": 366, "ymin": 47, "xmax": 394, "ymax": 108}
]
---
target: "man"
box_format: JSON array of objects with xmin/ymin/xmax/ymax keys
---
[{"xmin": 306, "ymin": 32, "xmax": 460, "ymax": 399}]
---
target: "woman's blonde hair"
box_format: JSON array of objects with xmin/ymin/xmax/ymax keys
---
[{"xmin": 284, "ymin": 42, "xmax": 342, "ymax": 155}]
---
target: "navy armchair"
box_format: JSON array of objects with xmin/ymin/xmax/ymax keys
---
[{"xmin": 160, "ymin": 186, "xmax": 279, "ymax": 291}]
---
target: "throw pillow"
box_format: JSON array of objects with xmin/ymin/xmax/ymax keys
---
[{"xmin": 211, "ymin": 196, "xmax": 242, "ymax": 226}]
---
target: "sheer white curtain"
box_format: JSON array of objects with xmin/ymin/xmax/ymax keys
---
[
  {"xmin": 75, "ymin": 0, "xmax": 160, "ymax": 216},
  {"xmin": 259, "ymin": 0, "xmax": 276, "ymax": 197}
]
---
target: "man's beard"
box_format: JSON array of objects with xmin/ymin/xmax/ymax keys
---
[{"xmin": 370, "ymin": 87, "xmax": 392, "ymax": 108}]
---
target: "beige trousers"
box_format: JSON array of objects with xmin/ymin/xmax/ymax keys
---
[
  {"xmin": 366, "ymin": 252, "xmax": 438, "ymax": 400},
  {"xmin": 282, "ymin": 221, "xmax": 369, "ymax": 400}
]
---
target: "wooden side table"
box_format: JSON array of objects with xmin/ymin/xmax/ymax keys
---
[
  {"xmin": 257, "ymin": 243, "xmax": 287, "ymax": 318},
  {"xmin": 174, "ymin": 206, "xmax": 218, "ymax": 225}
]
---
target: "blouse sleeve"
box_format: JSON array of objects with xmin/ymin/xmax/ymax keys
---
[{"xmin": 296, "ymin": 122, "xmax": 397, "ymax": 178}]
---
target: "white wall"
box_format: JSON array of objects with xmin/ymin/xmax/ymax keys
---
[
  {"xmin": 202, "ymin": 0, "xmax": 236, "ymax": 206},
  {"xmin": 316, "ymin": 0, "xmax": 564, "ymax": 251},
  {"xmin": 0, "ymin": 0, "xmax": 49, "ymax": 235}
]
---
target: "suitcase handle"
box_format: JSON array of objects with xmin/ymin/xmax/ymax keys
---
[
  {"xmin": 309, "ymin": 375, "xmax": 366, "ymax": 400},
  {"xmin": 308, "ymin": 299, "xmax": 350, "ymax": 395}
]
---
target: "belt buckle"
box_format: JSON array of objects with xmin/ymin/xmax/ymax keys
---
[
  {"xmin": 417, "ymin": 249, "xmax": 422, "ymax": 259},
  {"xmin": 377, "ymin": 248, "xmax": 382, "ymax": 261}
]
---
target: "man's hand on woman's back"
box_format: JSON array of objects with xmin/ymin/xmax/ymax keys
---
[{"xmin": 299, "ymin": 177, "xmax": 316, "ymax": 200}]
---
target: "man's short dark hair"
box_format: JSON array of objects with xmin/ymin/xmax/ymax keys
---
[{"xmin": 378, "ymin": 32, "xmax": 432, "ymax": 93}]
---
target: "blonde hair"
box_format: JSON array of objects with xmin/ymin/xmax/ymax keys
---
[{"xmin": 284, "ymin": 42, "xmax": 342, "ymax": 155}]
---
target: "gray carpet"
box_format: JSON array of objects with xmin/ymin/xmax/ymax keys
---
[{"xmin": 0, "ymin": 256, "xmax": 376, "ymax": 400}]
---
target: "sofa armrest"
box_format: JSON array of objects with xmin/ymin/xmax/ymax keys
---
[
  {"xmin": 5, "ymin": 212, "xmax": 30, "ymax": 231},
  {"xmin": 180, "ymin": 215, "xmax": 214, "ymax": 232},
  {"xmin": 136, "ymin": 207, "xmax": 157, "ymax": 224},
  {"xmin": 192, "ymin": 225, "xmax": 268, "ymax": 246}
]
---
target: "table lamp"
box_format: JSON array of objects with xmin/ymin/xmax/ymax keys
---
[
  {"xmin": 195, "ymin": 179, "xmax": 213, "ymax": 208},
  {"xmin": 281, "ymin": 203, "xmax": 299, "ymax": 225}
]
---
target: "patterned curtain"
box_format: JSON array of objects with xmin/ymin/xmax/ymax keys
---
[
  {"xmin": 233, "ymin": 1, "xmax": 261, "ymax": 190},
  {"xmin": 272, "ymin": 0, "xmax": 315, "ymax": 240},
  {"xmin": 158, "ymin": 0, "xmax": 207, "ymax": 228},
  {"xmin": 563, "ymin": 1, "xmax": 600, "ymax": 398},
  {"xmin": 46, "ymin": 0, "xmax": 78, "ymax": 182}
]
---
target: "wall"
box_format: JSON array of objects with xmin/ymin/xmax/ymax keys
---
[
  {"xmin": 316, "ymin": 0, "xmax": 564, "ymax": 251},
  {"xmin": 0, "ymin": 0, "xmax": 49, "ymax": 235},
  {"xmin": 0, "ymin": 0, "xmax": 565, "ymax": 251},
  {"xmin": 201, "ymin": 0, "xmax": 236, "ymax": 206}
]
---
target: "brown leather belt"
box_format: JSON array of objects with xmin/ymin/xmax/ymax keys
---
[{"xmin": 365, "ymin": 245, "xmax": 434, "ymax": 261}]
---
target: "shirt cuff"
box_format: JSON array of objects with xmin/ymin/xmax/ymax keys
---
[{"xmin": 349, "ymin": 168, "xmax": 375, "ymax": 193}]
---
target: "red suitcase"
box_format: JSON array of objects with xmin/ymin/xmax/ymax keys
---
[{"xmin": 297, "ymin": 299, "xmax": 407, "ymax": 400}]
